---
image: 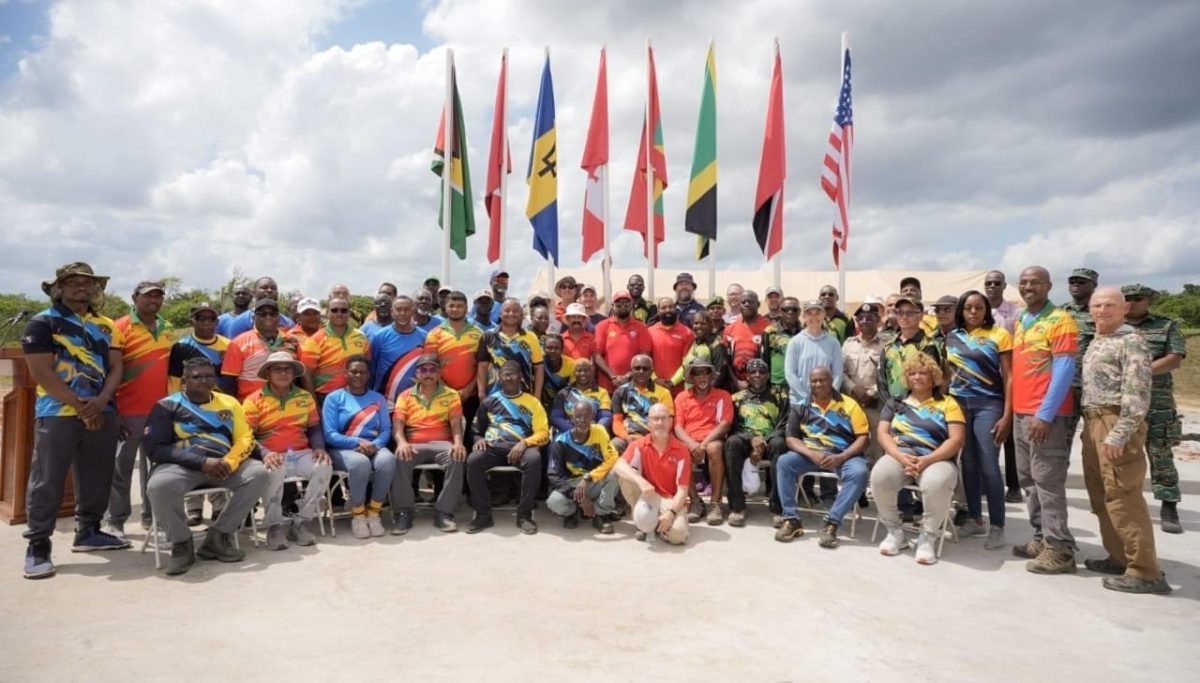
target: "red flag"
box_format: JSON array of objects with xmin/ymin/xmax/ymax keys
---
[
  {"xmin": 623, "ymin": 45, "xmax": 667, "ymax": 267},
  {"xmin": 580, "ymin": 48, "xmax": 609, "ymax": 263},
  {"xmin": 485, "ymin": 51, "xmax": 512, "ymax": 264},
  {"xmin": 822, "ymin": 43, "xmax": 853, "ymax": 268},
  {"xmin": 752, "ymin": 46, "xmax": 785, "ymax": 260}
]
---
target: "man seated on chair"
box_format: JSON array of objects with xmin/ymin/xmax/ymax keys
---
[
  {"xmin": 610, "ymin": 354, "xmax": 674, "ymax": 455},
  {"xmin": 774, "ymin": 366, "xmax": 871, "ymax": 549},
  {"xmin": 547, "ymin": 401, "xmax": 621, "ymax": 533},
  {"xmin": 466, "ymin": 360, "xmax": 550, "ymax": 535},
  {"xmin": 143, "ymin": 358, "xmax": 271, "ymax": 575},
  {"xmin": 613, "ymin": 403, "xmax": 691, "ymax": 545},
  {"xmin": 244, "ymin": 351, "xmax": 333, "ymax": 550},
  {"xmin": 723, "ymin": 358, "xmax": 789, "ymax": 529},
  {"xmin": 674, "ymin": 358, "xmax": 734, "ymax": 526},
  {"xmin": 392, "ymin": 353, "xmax": 467, "ymax": 535}
]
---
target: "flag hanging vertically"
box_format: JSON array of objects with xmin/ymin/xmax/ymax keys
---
[
  {"xmin": 753, "ymin": 43, "xmax": 785, "ymax": 260},
  {"xmin": 526, "ymin": 53, "xmax": 558, "ymax": 265},
  {"xmin": 432, "ymin": 63, "xmax": 475, "ymax": 260},
  {"xmin": 485, "ymin": 50, "xmax": 512, "ymax": 264},
  {"xmin": 623, "ymin": 45, "xmax": 667, "ymax": 267},
  {"xmin": 685, "ymin": 43, "xmax": 718, "ymax": 260},
  {"xmin": 822, "ymin": 41, "xmax": 853, "ymax": 268},
  {"xmin": 580, "ymin": 48, "xmax": 609, "ymax": 263}
]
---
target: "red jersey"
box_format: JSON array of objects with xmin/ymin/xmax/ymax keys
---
[
  {"xmin": 647, "ymin": 322, "xmax": 694, "ymax": 388},
  {"xmin": 674, "ymin": 387, "xmax": 734, "ymax": 441},
  {"xmin": 623, "ymin": 435, "xmax": 692, "ymax": 499},
  {"xmin": 594, "ymin": 317, "xmax": 652, "ymax": 391},
  {"xmin": 114, "ymin": 314, "xmax": 175, "ymax": 416},
  {"xmin": 561, "ymin": 329, "xmax": 597, "ymax": 362},
  {"xmin": 723, "ymin": 316, "xmax": 771, "ymax": 382}
]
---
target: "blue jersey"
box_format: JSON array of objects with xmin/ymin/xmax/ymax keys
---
[
  {"xmin": 368, "ymin": 324, "xmax": 428, "ymax": 406},
  {"xmin": 221, "ymin": 309, "xmax": 295, "ymax": 339}
]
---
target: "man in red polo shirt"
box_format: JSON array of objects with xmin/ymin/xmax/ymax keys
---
[
  {"xmin": 613, "ymin": 403, "xmax": 691, "ymax": 545},
  {"xmin": 647, "ymin": 297, "xmax": 695, "ymax": 395},
  {"xmin": 594, "ymin": 290, "xmax": 652, "ymax": 393},
  {"xmin": 560, "ymin": 303, "xmax": 596, "ymax": 363},
  {"xmin": 674, "ymin": 358, "xmax": 734, "ymax": 525},
  {"xmin": 724, "ymin": 290, "xmax": 771, "ymax": 391}
]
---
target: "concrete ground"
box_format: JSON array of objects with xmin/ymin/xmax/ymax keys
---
[{"xmin": 2, "ymin": 442, "xmax": 1199, "ymax": 682}]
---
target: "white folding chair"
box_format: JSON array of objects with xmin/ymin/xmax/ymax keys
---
[
  {"xmin": 870, "ymin": 484, "xmax": 959, "ymax": 557},
  {"xmin": 413, "ymin": 462, "xmax": 446, "ymax": 509},
  {"xmin": 284, "ymin": 476, "xmax": 328, "ymax": 537},
  {"xmin": 486, "ymin": 465, "xmax": 522, "ymax": 511},
  {"xmin": 797, "ymin": 471, "xmax": 861, "ymax": 538},
  {"xmin": 142, "ymin": 486, "xmax": 251, "ymax": 570},
  {"xmin": 318, "ymin": 470, "xmax": 351, "ymax": 537}
]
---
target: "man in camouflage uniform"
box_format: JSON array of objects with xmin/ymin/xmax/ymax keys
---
[
  {"xmin": 1123, "ymin": 283, "xmax": 1188, "ymax": 534},
  {"xmin": 1079, "ymin": 286, "xmax": 1171, "ymax": 594},
  {"xmin": 1063, "ymin": 268, "xmax": 1097, "ymax": 437}
]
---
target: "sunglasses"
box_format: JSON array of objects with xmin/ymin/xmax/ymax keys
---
[
  {"xmin": 329, "ymin": 307, "xmax": 350, "ymax": 314},
  {"xmin": 780, "ymin": 307, "xmax": 800, "ymax": 313},
  {"xmin": 416, "ymin": 365, "xmax": 439, "ymax": 375},
  {"xmin": 896, "ymin": 310, "xmax": 921, "ymax": 318}
]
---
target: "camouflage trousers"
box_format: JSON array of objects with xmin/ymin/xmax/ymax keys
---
[{"xmin": 1147, "ymin": 410, "xmax": 1183, "ymax": 502}]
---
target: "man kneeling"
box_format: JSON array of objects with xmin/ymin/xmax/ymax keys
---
[
  {"xmin": 547, "ymin": 402, "xmax": 620, "ymax": 533},
  {"xmin": 144, "ymin": 359, "xmax": 270, "ymax": 575},
  {"xmin": 613, "ymin": 404, "xmax": 690, "ymax": 545}
]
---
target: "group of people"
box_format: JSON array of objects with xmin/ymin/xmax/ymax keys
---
[{"xmin": 19, "ymin": 261, "xmax": 1184, "ymax": 594}]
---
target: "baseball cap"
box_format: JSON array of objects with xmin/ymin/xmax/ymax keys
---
[
  {"xmin": 297, "ymin": 297, "xmax": 321, "ymax": 314},
  {"xmin": 490, "ymin": 270, "xmax": 510, "ymax": 281},
  {"xmin": 564, "ymin": 303, "xmax": 588, "ymax": 319},
  {"xmin": 611, "ymin": 290, "xmax": 632, "ymax": 302},
  {"xmin": 189, "ymin": 302, "xmax": 219, "ymax": 318},
  {"xmin": 580, "ymin": 283, "xmax": 597, "ymax": 295},
  {"xmin": 423, "ymin": 276, "xmax": 441, "ymax": 286},
  {"xmin": 765, "ymin": 285, "xmax": 783, "ymax": 297},
  {"xmin": 134, "ymin": 281, "xmax": 166, "ymax": 296},
  {"xmin": 474, "ymin": 289, "xmax": 494, "ymax": 302},
  {"xmin": 899, "ymin": 276, "xmax": 922, "ymax": 291},
  {"xmin": 253, "ymin": 298, "xmax": 279, "ymax": 312},
  {"xmin": 415, "ymin": 353, "xmax": 441, "ymax": 368},
  {"xmin": 801, "ymin": 300, "xmax": 824, "ymax": 312},
  {"xmin": 438, "ymin": 284, "xmax": 453, "ymax": 294},
  {"xmin": 934, "ymin": 295, "xmax": 959, "ymax": 308},
  {"xmin": 1069, "ymin": 268, "xmax": 1099, "ymax": 283}
]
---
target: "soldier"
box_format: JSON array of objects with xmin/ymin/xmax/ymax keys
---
[
  {"xmin": 1079, "ymin": 287, "xmax": 1171, "ymax": 594},
  {"xmin": 1123, "ymin": 283, "xmax": 1187, "ymax": 534},
  {"xmin": 1063, "ymin": 268, "xmax": 1097, "ymax": 436}
]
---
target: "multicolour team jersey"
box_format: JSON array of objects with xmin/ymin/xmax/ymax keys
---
[
  {"xmin": 167, "ymin": 334, "xmax": 230, "ymax": 394},
  {"xmin": 222, "ymin": 330, "xmax": 302, "ymax": 399},
  {"xmin": 394, "ymin": 383, "xmax": 463, "ymax": 444},
  {"xmin": 823, "ymin": 311, "xmax": 857, "ymax": 345},
  {"xmin": 300, "ymin": 324, "xmax": 370, "ymax": 395},
  {"xmin": 242, "ymin": 385, "xmax": 320, "ymax": 453},
  {"xmin": 675, "ymin": 387, "xmax": 734, "ymax": 442},
  {"xmin": 548, "ymin": 425, "xmax": 619, "ymax": 487},
  {"xmin": 476, "ymin": 391, "xmax": 549, "ymax": 448},
  {"xmin": 368, "ymin": 324, "xmax": 428, "ymax": 406},
  {"xmin": 723, "ymin": 316, "xmax": 771, "ymax": 382},
  {"xmin": 476, "ymin": 328, "xmax": 544, "ymax": 395},
  {"xmin": 1013, "ymin": 305, "xmax": 1078, "ymax": 417},
  {"xmin": 21, "ymin": 303, "xmax": 123, "ymax": 418},
  {"xmin": 787, "ymin": 393, "xmax": 869, "ymax": 454},
  {"xmin": 115, "ymin": 313, "xmax": 176, "ymax": 416},
  {"xmin": 146, "ymin": 391, "xmax": 254, "ymax": 469},
  {"xmin": 541, "ymin": 355, "xmax": 576, "ymax": 407},
  {"xmin": 423, "ymin": 321, "xmax": 484, "ymax": 391},
  {"xmin": 731, "ymin": 385, "xmax": 789, "ymax": 439},
  {"xmin": 321, "ymin": 388, "xmax": 391, "ymax": 451},
  {"xmin": 760, "ymin": 323, "xmax": 801, "ymax": 387},
  {"xmin": 882, "ymin": 395, "xmax": 964, "ymax": 457},
  {"xmin": 220, "ymin": 309, "xmax": 295, "ymax": 340},
  {"xmin": 878, "ymin": 330, "xmax": 946, "ymax": 405},
  {"xmin": 947, "ymin": 326, "xmax": 1012, "ymax": 401},
  {"xmin": 612, "ymin": 382, "xmax": 674, "ymax": 438}
]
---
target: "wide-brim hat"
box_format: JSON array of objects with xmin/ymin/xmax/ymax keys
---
[
  {"xmin": 42, "ymin": 262, "xmax": 110, "ymax": 296},
  {"xmin": 256, "ymin": 351, "xmax": 305, "ymax": 380}
]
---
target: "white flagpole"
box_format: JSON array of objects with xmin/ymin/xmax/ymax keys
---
[
  {"xmin": 441, "ymin": 48, "xmax": 454, "ymax": 285},
  {"xmin": 600, "ymin": 45, "xmax": 613, "ymax": 310},
  {"xmin": 837, "ymin": 32, "xmax": 849, "ymax": 302},
  {"xmin": 645, "ymin": 39, "xmax": 656, "ymax": 301},
  {"xmin": 771, "ymin": 37, "xmax": 782, "ymax": 291},
  {"xmin": 498, "ymin": 47, "xmax": 509, "ymax": 274},
  {"xmin": 707, "ymin": 39, "xmax": 717, "ymax": 301}
]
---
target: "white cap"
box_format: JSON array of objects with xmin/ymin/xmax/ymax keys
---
[
  {"xmin": 564, "ymin": 303, "xmax": 587, "ymax": 319},
  {"xmin": 297, "ymin": 297, "xmax": 321, "ymax": 313}
]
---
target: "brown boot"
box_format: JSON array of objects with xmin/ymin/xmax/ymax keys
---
[
  {"xmin": 1025, "ymin": 545, "xmax": 1076, "ymax": 575},
  {"xmin": 1012, "ymin": 537, "xmax": 1043, "ymax": 559}
]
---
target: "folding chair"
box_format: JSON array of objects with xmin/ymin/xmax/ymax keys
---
[
  {"xmin": 284, "ymin": 476, "xmax": 328, "ymax": 537},
  {"xmin": 319, "ymin": 470, "xmax": 351, "ymax": 537},
  {"xmin": 486, "ymin": 465, "xmax": 522, "ymax": 511},
  {"xmin": 870, "ymin": 484, "xmax": 959, "ymax": 557},
  {"xmin": 413, "ymin": 462, "xmax": 445, "ymax": 510},
  {"xmin": 797, "ymin": 471, "xmax": 861, "ymax": 538},
  {"xmin": 141, "ymin": 486, "xmax": 254, "ymax": 570}
]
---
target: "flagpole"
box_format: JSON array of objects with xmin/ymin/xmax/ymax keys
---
[
  {"xmin": 707, "ymin": 38, "xmax": 717, "ymax": 301},
  {"xmin": 837, "ymin": 32, "xmax": 849, "ymax": 302},
  {"xmin": 441, "ymin": 48, "xmax": 454, "ymax": 285},
  {"xmin": 498, "ymin": 47, "xmax": 509, "ymax": 274},
  {"xmin": 771, "ymin": 37, "xmax": 783, "ymax": 291},
  {"xmin": 600, "ymin": 45, "xmax": 613, "ymax": 310},
  {"xmin": 645, "ymin": 38, "xmax": 656, "ymax": 301},
  {"xmin": 544, "ymin": 45, "xmax": 556, "ymax": 310}
]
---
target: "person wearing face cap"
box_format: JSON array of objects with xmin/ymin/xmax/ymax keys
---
[
  {"xmin": 931, "ymin": 295, "xmax": 959, "ymax": 341},
  {"xmin": 674, "ymin": 358, "xmax": 735, "ymax": 525},
  {"xmin": 841, "ymin": 299, "xmax": 886, "ymax": 463},
  {"xmin": 436, "ymin": 283, "xmax": 453, "ymax": 316},
  {"xmin": 470, "ymin": 289, "xmax": 498, "ymax": 332},
  {"xmin": 764, "ymin": 286, "xmax": 785, "ymax": 323},
  {"xmin": 560, "ymin": 303, "xmax": 597, "ymax": 363},
  {"xmin": 289, "ymin": 296, "xmax": 324, "ymax": 343},
  {"xmin": 724, "ymin": 358, "xmax": 789, "ymax": 527},
  {"xmin": 673, "ymin": 272, "xmax": 707, "ymax": 328},
  {"xmin": 1062, "ymin": 268, "xmax": 1098, "ymax": 441},
  {"xmin": 579, "ymin": 283, "xmax": 607, "ymax": 326},
  {"xmin": 486, "ymin": 270, "xmax": 510, "ymax": 325},
  {"xmin": 784, "ymin": 300, "xmax": 844, "ymax": 407},
  {"xmin": 221, "ymin": 276, "xmax": 295, "ymax": 339},
  {"xmin": 594, "ymin": 290, "xmax": 653, "ymax": 392},
  {"xmin": 222, "ymin": 297, "xmax": 302, "ymax": 400}
]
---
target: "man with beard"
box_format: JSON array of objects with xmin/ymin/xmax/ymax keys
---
[
  {"xmin": 673, "ymin": 273, "xmax": 707, "ymax": 328},
  {"xmin": 413, "ymin": 288, "xmax": 444, "ymax": 333},
  {"xmin": 724, "ymin": 290, "xmax": 771, "ymax": 391},
  {"xmin": 424, "ymin": 290, "xmax": 485, "ymax": 436},
  {"xmin": 594, "ymin": 291, "xmax": 652, "ymax": 393},
  {"xmin": 561, "ymin": 303, "xmax": 596, "ymax": 363},
  {"xmin": 647, "ymin": 297, "xmax": 695, "ymax": 395}
]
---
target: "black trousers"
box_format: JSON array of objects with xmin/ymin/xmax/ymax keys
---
[
  {"xmin": 724, "ymin": 433, "xmax": 787, "ymax": 513},
  {"xmin": 466, "ymin": 444, "xmax": 542, "ymax": 517},
  {"xmin": 24, "ymin": 414, "xmax": 119, "ymax": 542}
]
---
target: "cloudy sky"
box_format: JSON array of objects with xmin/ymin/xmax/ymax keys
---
[{"xmin": 2, "ymin": 0, "xmax": 1198, "ymax": 302}]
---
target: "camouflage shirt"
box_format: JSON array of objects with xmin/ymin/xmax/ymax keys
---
[
  {"xmin": 730, "ymin": 385, "xmax": 789, "ymax": 439},
  {"xmin": 1062, "ymin": 300, "xmax": 1095, "ymax": 389},
  {"xmin": 1126, "ymin": 314, "xmax": 1187, "ymax": 414},
  {"xmin": 760, "ymin": 322, "xmax": 802, "ymax": 387},
  {"xmin": 1082, "ymin": 324, "xmax": 1151, "ymax": 448}
]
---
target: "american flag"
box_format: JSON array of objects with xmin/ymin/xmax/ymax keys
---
[{"xmin": 821, "ymin": 45, "xmax": 853, "ymax": 268}]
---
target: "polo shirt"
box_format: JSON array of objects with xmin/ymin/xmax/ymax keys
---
[
  {"xmin": 242, "ymin": 385, "xmax": 320, "ymax": 453},
  {"xmin": 594, "ymin": 317, "xmax": 652, "ymax": 391},
  {"xmin": 1013, "ymin": 305, "xmax": 1078, "ymax": 417},
  {"xmin": 221, "ymin": 309, "xmax": 296, "ymax": 340},
  {"xmin": 623, "ymin": 435, "xmax": 692, "ymax": 498},
  {"xmin": 300, "ymin": 324, "xmax": 370, "ymax": 395},
  {"xmin": 368, "ymin": 324, "xmax": 429, "ymax": 406},
  {"xmin": 475, "ymin": 327, "xmax": 544, "ymax": 395},
  {"xmin": 548, "ymin": 425, "xmax": 619, "ymax": 485},
  {"xmin": 674, "ymin": 387, "xmax": 734, "ymax": 442},
  {"xmin": 611, "ymin": 382, "xmax": 674, "ymax": 438},
  {"xmin": 144, "ymin": 391, "xmax": 254, "ymax": 470},
  {"xmin": 288, "ymin": 323, "xmax": 322, "ymax": 345},
  {"xmin": 676, "ymin": 299, "xmax": 706, "ymax": 328},
  {"xmin": 476, "ymin": 391, "xmax": 550, "ymax": 448},
  {"xmin": 20, "ymin": 303, "xmax": 124, "ymax": 418},
  {"xmin": 787, "ymin": 393, "xmax": 869, "ymax": 454},
  {"xmin": 541, "ymin": 355, "xmax": 576, "ymax": 407},
  {"xmin": 647, "ymin": 322, "xmax": 695, "ymax": 387},
  {"xmin": 114, "ymin": 313, "xmax": 176, "ymax": 416},
  {"xmin": 321, "ymin": 388, "xmax": 391, "ymax": 451},
  {"xmin": 723, "ymin": 316, "xmax": 771, "ymax": 382},
  {"xmin": 394, "ymin": 383, "xmax": 463, "ymax": 444},
  {"xmin": 222, "ymin": 329, "xmax": 302, "ymax": 400},
  {"xmin": 947, "ymin": 326, "xmax": 1012, "ymax": 402},
  {"xmin": 423, "ymin": 321, "xmax": 484, "ymax": 391},
  {"xmin": 167, "ymin": 334, "xmax": 230, "ymax": 394},
  {"xmin": 882, "ymin": 395, "xmax": 965, "ymax": 457},
  {"xmin": 561, "ymin": 329, "xmax": 597, "ymax": 362}
]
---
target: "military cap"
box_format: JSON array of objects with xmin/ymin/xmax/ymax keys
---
[
  {"xmin": 1069, "ymin": 268, "xmax": 1099, "ymax": 283},
  {"xmin": 1120, "ymin": 283, "xmax": 1156, "ymax": 299}
]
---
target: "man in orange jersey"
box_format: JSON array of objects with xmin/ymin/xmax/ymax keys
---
[
  {"xmin": 423, "ymin": 290, "xmax": 484, "ymax": 438},
  {"xmin": 594, "ymin": 290, "xmax": 652, "ymax": 392},
  {"xmin": 647, "ymin": 297, "xmax": 695, "ymax": 395},
  {"xmin": 221, "ymin": 298, "xmax": 301, "ymax": 399},
  {"xmin": 299, "ymin": 296, "xmax": 369, "ymax": 405},
  {"xmin": 674, "ymin": 358, "xmax": 734, "ymax": 526}
]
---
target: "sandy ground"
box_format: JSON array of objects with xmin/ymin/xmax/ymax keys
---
[{"xmin": 2, "ymin": 441, "xmax": 1199, "ymax": 682}]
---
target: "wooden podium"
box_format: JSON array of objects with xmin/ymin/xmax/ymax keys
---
[{"xmin": 0, "ymin": 347, "xmax": 77, "ymax": 525}]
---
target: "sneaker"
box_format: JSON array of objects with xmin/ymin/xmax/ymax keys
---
[
  {"xmin": 687, "ymin": 498, "xmax": 706, "ymax": 524},
  {"xmin": 634, "ymin": 530, "xmax": 647, "ymax": 542},
  {"xmin": 1005, "ymin": 488, "xmax": 1023, "ymax": 504},
  {"xmin": 23, "ymin": 540, "xmax": 55, "ymax": 580},
  {"xmin": 952, "ymin": 507, "xmax": 969, "ymax": 527},
  {"xmin": 878, "ymin": 527, "xmax": 909, "ymax": 556},
  {"xmin": 914, "ymin": 533, "xmax": 937, "ymax": 565},
  {"xmin": 771, "ymin": 514, "xmax": 783, "ymax": 529},
  {"xmin": 351, "ymin": 516, "xmax": 370, "ymax": 539},
  {"xmin": 1025, "ymin": 545, "xmax": 1076, "ymax": 575},
  {"xmin": 265, "ymin": 524, "xmax": 288, "ymax": 550},
  {"xmin": 433, "ymin": 512, "xmax": 458, "ymax": 533},
  {"xmin": 390, "ymin": 510, "xmax": 413, "ymax": 536},
  {"xmin": 958, "ymin": 519, "xmax": 988, "ymax": 538},
  {"xmin": 289, "ymin": 520, "xmax": 317, "ymax": 546},
  {"xmin": 465, "ymin": 515, "xmax": 494, "ymax": 534},
  {"xmin": 101, "ymin": 522, "xmax": 126, "ymax": 541},
  {"xmin": 774, "ymin": 518, "xmax": 804, "ymax": 543},
  {"xmin": 366, "ymin": 515, "xmax": 385, "ymax": 537},
  {"xmin": 186, "ymin": 510, "xmax": 203, "ymax": 527},
  {"xmin": 818, "ymin": 523, "xmax": 839, "ymax": 549},
  {"xmin": 196, "ymin": 528, "xmax": 245, "ymax": 562},
  {"xmin": 1084, "ymin": 557, "xmax": 1126, "ymax": 575},
  {"xmin": 1102, "ymin": 573, "xmax": 1172, "ymax": 595},
  {"xmin": 984, "ymin": 526, "xmax": 1005, "ymax": 550},
  {"xmin": 1161, "ymin": 502, "xmax": 1183, "ymax": 534},
  {"xmin": 517, "ymin": 516, "xmax": 538, "ymax": 535},
  {"xmin": 592, "ymin": 514, "xmax": 615, "ymax": 535},
  {"xmin": 1012, "ymin": 538, "xmax": 1043, "ymax": 559},
  {"xmin": 166, "ymin": 539, "xmax": 196, "ymax": 576},
  {"xmin": 72, "ymin": 526, "xmax": 131, "ymax": 552},
  {"xmin": 727, "ymin": 511, "xmax": 746, "ymax": 528},
  {"xmin": 706, "ymin": 504, "xmax": 724, "ymax": 526},
  {"xmin": 563, "ymin": 511, "xmax": 580, "ymax": 529}
]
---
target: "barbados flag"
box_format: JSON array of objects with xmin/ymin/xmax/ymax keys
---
[{"xmin": 526, "ymin": 53, "xmax": 558, "ymax": 265}]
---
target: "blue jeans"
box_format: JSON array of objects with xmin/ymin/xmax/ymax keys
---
[
  {"xmin": 776, "ymin": 451, "xmax": 869, "ymax": 525},
  {"xmin": 961, "ymin": 398, "xmax": 1005, "ymax": 527},
  {"xmin": 329, "ymin": 448, "xmax": 397, "ymax": 508}
]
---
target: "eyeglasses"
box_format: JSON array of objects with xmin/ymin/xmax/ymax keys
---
[
  {"xmin": 983, "ymin": 281, "xmax": 1004, "ymax": 287},
  {"xmin": 896, "ymin": 310, "xmax": 921, "ymax": 318},
  {"xmin": 780, "ymin": 307, "xmax": 800, "ymax": 313},
  {"xmin": 329, "ymin": 308, "xmax": 350, "ymax": 314},
  {"xmin": 257, "ymin": 310, "xmax": 280, "ymax": 318},
  {"xmin": 416, "ymin": 366, "xmax": 439, "ymax": 375}
]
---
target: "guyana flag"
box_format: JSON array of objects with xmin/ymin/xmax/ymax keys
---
[
  {"xmin": 432, "ymin": 64, "xmax": 476, "ymax": 260},
  {"xmin": 685, "ymin": 43, "xmax": 718, "ymax": 260}
]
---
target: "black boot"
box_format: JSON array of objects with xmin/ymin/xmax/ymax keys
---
[
  {"xmin": 1161, "ymin": 501, "xmax": 1183, "ymax": 534},
  {"xmin": 166, "ymin": 538, "xmax": 196, "ymax": 576},
  {"xmin": 196, "ymin": 528, "xmax": 245, "ymax": 563}
]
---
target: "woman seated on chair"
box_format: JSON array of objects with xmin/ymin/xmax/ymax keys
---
[
  {"xmin": 550, "ymin": 359, "xmax": 612, "ymax": 434},
  {"xmin": 871, "ymin": 353, "xmax": 966, "ymax": 565},
  {"xmin": 321, "ymin": 354, "xmax": 396, "ymax": 540}
]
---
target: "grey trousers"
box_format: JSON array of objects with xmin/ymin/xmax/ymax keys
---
[
  {"xmin": 105, "ymin": 414, "xmax": 150, "ymax": 527},
  {"xmin": 24, "ymin": 414, "xmax": 120, "ymax": 542},
  {"xmin": 391, "ymin": 441, "xmax": 464, "ymax": 516},
  {"xmin": 1014, "ymin": 413, "xmax": 1076, "ymax": 550},
  {"xmin": 265, "ymin": 450, "xmax": 333, "ymax": 526},
  {"xmin": 145, "ymin": 461, "xmax": 270, "ymax": 544},
  {"xmin": 546, "ymin": 472, "xmax": 620, "ymax": 517}
]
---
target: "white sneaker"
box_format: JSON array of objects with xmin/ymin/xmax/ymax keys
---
[
  {"xmin": 958, "ymin": 519, "xmax": 988, "ymax": 538},
  {"xmin": 878, "ymin": 527, "xmax": 908, "ymax": 556},
  {"xmin": 984, "ymin": 526, "xmax": 1006, "ymax": 550},
  {"xmin": 915, "ymin": 533, "xmax": 938, "ymax": 565},
  {"xmin": 102, "ymin": 523, "xmax": 127, "ymax": 541},
  {"xmin": 366, "ymin": 515, "xmax": 385, "ymax": 537},
  {"xmin": 351, "ymin": 516, "xmax": 370, "ymax": 539}
]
